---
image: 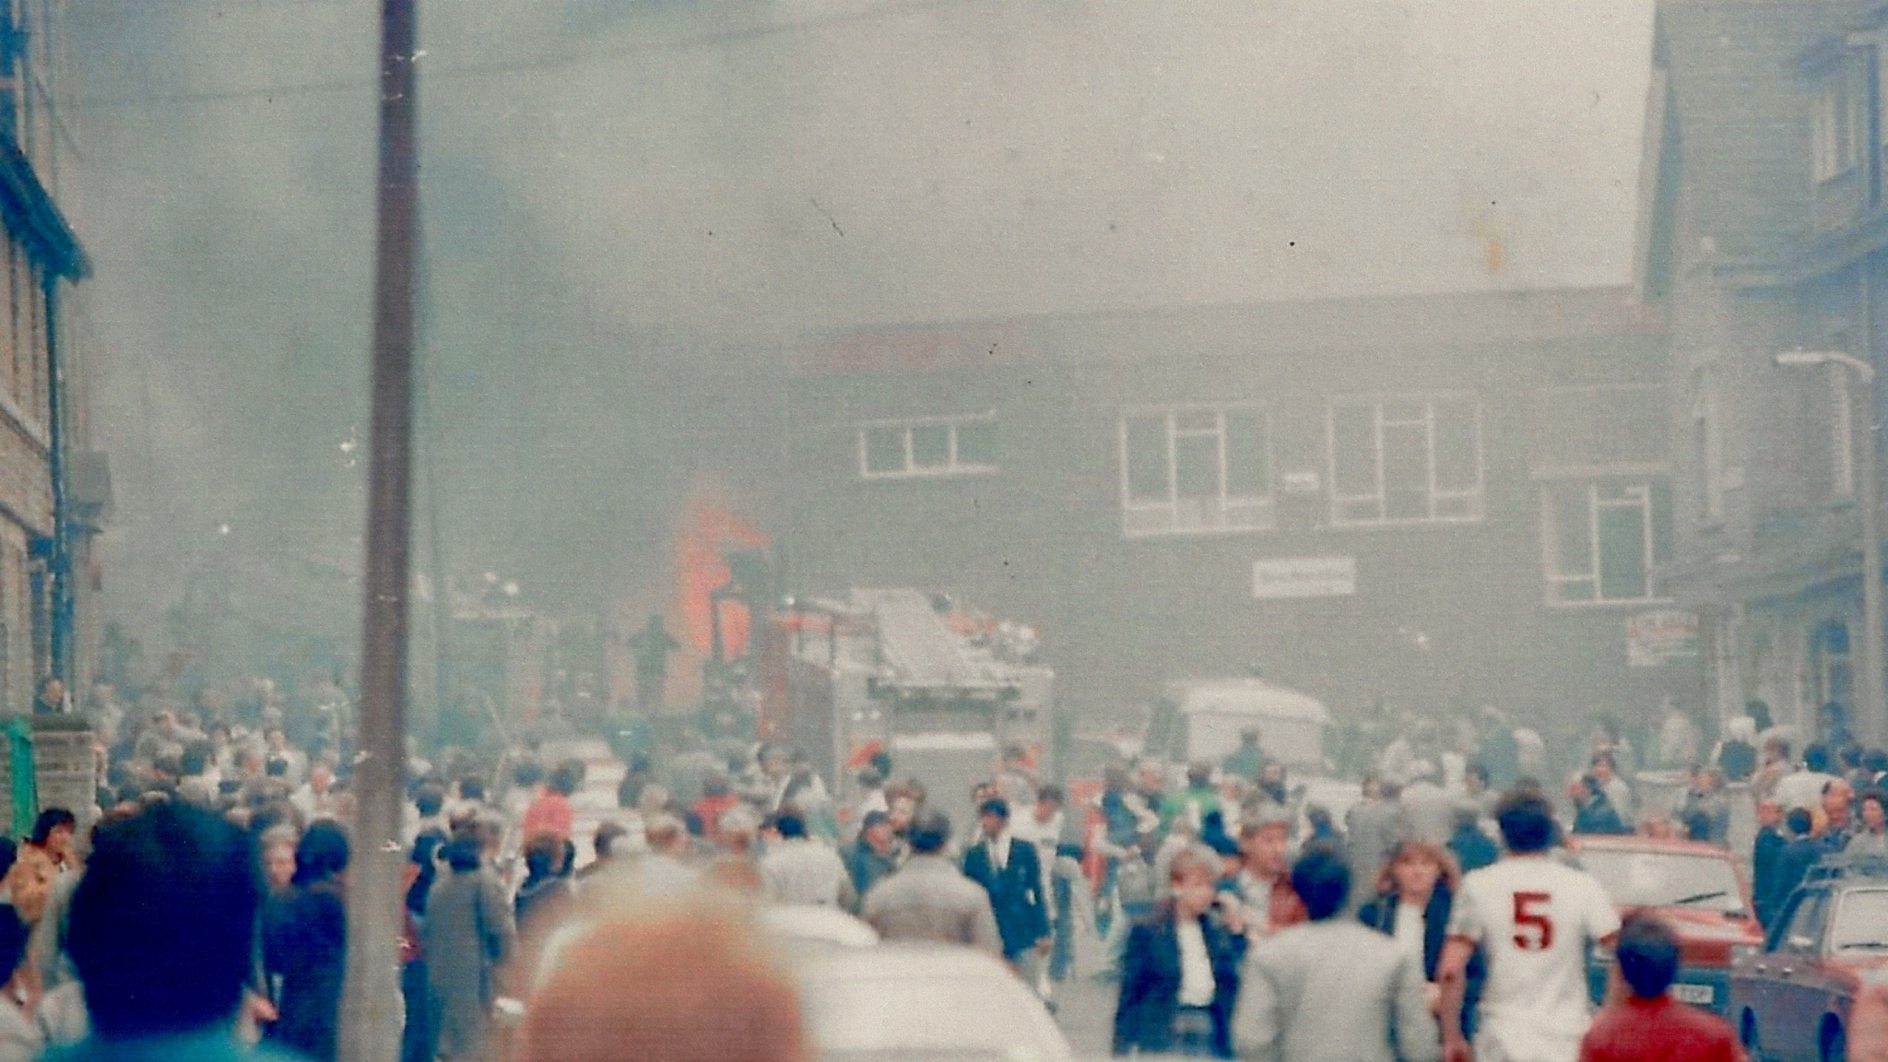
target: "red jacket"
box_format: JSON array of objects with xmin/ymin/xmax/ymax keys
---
[
  {"xmin": 521, "ymin": 789, "xmax": 574, "ymax": 844},
  {"xmin": 1579, "ymin": 996, "xmax": 1746, "ymax": 1062}
]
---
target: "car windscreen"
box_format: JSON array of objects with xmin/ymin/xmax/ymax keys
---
[
  {"xmin": 1830, "ymin": 889, "xmax": 1888, "ymax": 954},
  {"xmin": 1578, "ymin": 848, "xmax": 1746, "ymax": 915},
  {"xmin": 800, "ymin": 971, "xmax": 1069, "ymax": 1061}
]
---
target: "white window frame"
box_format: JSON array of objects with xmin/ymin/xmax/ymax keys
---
[
  {"xmin": 1541, "ymin": 480, "xmax": 1673, "ymax": 607},
  {"xmin": 1117, "ymin": 403, "xmax": 1274, "ymax": 538},
  {"xmin": 855, "ymin": 413, "xmax": 997, "ymax": 480},
  {"xmin": 1325, "ymin": 393, "xmax": 1484, "ymax": 527},
  {"xmin": 1814, "ymin": 63, "xmax": 1867, "ymax": 184}
]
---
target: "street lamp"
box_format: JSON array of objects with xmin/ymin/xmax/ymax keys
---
[{"xmin": 1776, "ymin": 349, "xmax": 1884, "ymax": 743}]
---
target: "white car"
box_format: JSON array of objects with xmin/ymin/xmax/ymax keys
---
[{"xmin": 794, "ymin": 943, "xmax": 1073, "ymax": 1062}]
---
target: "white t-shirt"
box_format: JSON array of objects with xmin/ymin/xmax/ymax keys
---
[
  {"xmin": 1772, "ymin": 770, "xmax": 1839, "ymax": 814},
  {"xmin": 1447, "ymin": 855, "xmax": 1621, "ymax": 1062},
  {"xmin": 1174, "ymin": 917, "xmax": 1216, "ymax": 1007},
  {"xmin": 1393, "ymin": 898, "xmax": 1427, "ymax": 965}
]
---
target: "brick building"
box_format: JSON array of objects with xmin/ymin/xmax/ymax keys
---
[
  {"xmin": 1645, "ymin": 0, "xmax": 1888, "ymax": 736},
  {"xmin": 702, "ymin": 286, "xmax": 1691, "ymax": 742},
  {"xmin": 0, "ymin": 0, "xmax": 96, "ymax": 714}
]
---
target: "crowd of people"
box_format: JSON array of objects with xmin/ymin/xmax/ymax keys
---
[{"xmin": 0, "ymin": 675, "xmax": 1880, "ymax": 1061}]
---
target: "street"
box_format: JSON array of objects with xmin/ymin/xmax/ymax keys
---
[{"xmin": 1051, "ymin": 972, "xmax": 1117, "ymax": 1058}]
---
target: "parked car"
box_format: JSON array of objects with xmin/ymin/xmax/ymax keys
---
[
  {"xmin": 793, "ymin": 942, "xmax": 1073, "ymax": 1061},
  {"xmin": 1729, "ymin": 856, "xmax": 1888, "ymax": 1062},
  {"xmin": 1570, "ymin": 835, "xmax": 1763, "ymax": 1016},
  {"xmin": 1850, "ymin": 963, "xmax": 1888, "ymax": 1061}
]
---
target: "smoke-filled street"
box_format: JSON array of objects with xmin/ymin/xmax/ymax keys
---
[{"xmin": 0, "ymin": 1, "xmax": 1878, "ymax": 1061}]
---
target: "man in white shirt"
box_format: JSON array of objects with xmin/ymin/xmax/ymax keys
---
[
  {"xmin": 1773, "ymin": 747, "xmax": 1841, "ymax": 815},
  {"xmin": 760, "ymin": 809, "xmax": 856, "ymax": 908},
  {"xmin": 1439, "ymin": 790, "xmax": 1621, "ymax": 1062},
  {"xmin": 290, "ymin": 760, "xmax": 337, "ymax": 824},
  {"xmin": 1589, "ymin": 752, "xmax": 1635, "ymax": 825}
]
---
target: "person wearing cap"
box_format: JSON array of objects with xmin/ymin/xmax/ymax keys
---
[{"xmin": 844, "ymin": 809, "xmax": 901, "ymax": 909}]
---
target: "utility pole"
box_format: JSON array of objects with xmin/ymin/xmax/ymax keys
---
[
  {"xmin": 338, "ymin": 3, "xmax": 418, "ymax": 1062},
  {"xmin": 417, "ymin": 201, "xmax": 453, "ymax": 739}
]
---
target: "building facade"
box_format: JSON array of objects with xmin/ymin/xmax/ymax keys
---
[
  {"xmin": 710, "ymin": 287, "xmax": 1690, "ymax": 743},
  {"xmin": 0, "ymin": 0, "xmax": 95, "ymax": 714},
  {"xmin": 1648, "ymin": 0, "xmax": 1888, "ymax": 739}
]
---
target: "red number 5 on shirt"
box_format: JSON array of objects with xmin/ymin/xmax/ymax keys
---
[{"xmin": 1512, "ymin": 891, "xmax": 1554, "ymax": 950}]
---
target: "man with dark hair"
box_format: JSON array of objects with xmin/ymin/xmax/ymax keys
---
[
  {"xmin": 58, "ymin": 803, "xmax": 277, "ymax": 1061},
  {"xmin": 844, "ymin": 810, "xmax": 901, "ymax": 907},
  {"xmin": 1447, "ymin": 806, "xmax": 1498, "ymax": 875},
  {"xmin": 576, "ymin": 821, "xmax": 628, "ymax": 882},
  {"xmin": 1578, "ymin": 913, "xmax": 1742, "ymax": 1061},
  {"xmin": 962, "ymin": 797, "xmax": 1050, "ymax": 974},
  {"xmin": 861, "ymin": 811, "xmax": 1001, "ymax": 955},
  {"xmin": 1222, "ymin": 728, "xmax": 1266, "ymax": 784},
  {"xmin": 520, "ymin": 761, "xmax": 580, "ymax": 846},
  {"xmin": 760, "ymin": 808, "xmax": 853, "ymax": 908},
  {"xmin": 1771, "ymin": 807, "xmax": 1823, "ymax": 911},
  {"xmin": 1439, "ymin": 791, "xmax": 1620, "ymax": 1062},
  {"xmin": 1571, "ymin": 774, "xmax": 1630, "ymax": 836},
  {"xmin": 1589, "ymin": 751, "xmax": 1635, "ymax": 824},
  {"xmin": 1235, "ymin": 847, "xmax": 1436, "ymax": 1061}
]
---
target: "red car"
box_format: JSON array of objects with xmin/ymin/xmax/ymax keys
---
[
  {"xmin": 1729, "ymin": 861, "xmax": 1888, "ymax": 1062},
  {"xmin": 1571, "ymin": 835, "xmax": 1765, "ymax": 1017}
]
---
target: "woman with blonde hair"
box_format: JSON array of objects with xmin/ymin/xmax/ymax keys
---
[{"xmin": 1357, "ymin": 838, "xmax": 1476, "ymax": 1034}]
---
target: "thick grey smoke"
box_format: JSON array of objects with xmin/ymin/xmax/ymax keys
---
[{"xmin": 65, "ymin": 0, "xmax": 1653, "ymax": 639}]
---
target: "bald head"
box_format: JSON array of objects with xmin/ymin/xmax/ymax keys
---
[{"xmin": 519, "ymin": 911, "xmax": 807, "ymax": 1062}]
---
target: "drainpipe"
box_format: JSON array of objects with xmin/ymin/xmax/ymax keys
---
[
  {"xmin": 1865, "ymin": 258, "xmax": 1883, "ymax": 745},
  {"xmin": 42, "ymin": 273, "xmax": 68, "ymax": 694}
]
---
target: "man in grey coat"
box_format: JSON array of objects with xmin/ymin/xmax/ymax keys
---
[
  {"xmin": 860, "ymin": 811, "xmax": 1002, "ymax": 957},
  {"xmin": 1235, "ymin": 846, "xmax": 1440, "ymax": 1062},
  {"xmin": 1346, "ymin": 779, "xmax": 1405, "ymax": 911}
]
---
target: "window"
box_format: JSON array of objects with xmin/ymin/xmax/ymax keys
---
[
  {"xmin": 1777, "ymin": 889, "xmax": 1828, "ymax": 954},
  {"xmin": 1830, "ymin": 890, "xmax": 1888, "ymax": 955},
  {"xmin": 1328, "ymin": 395, "xmax": 1482, "ymax": 525},
  {"xmin": 1813, "ymin": 64, "xmax": 1867, "ymax": 184},
  {"xmin": 856, "ymin": 414, "xmax": 995, "ymax": 479},
  {"xmin": 1118, "ymin": 405, "xmax": 1272, "ymax": 537},
  {"xmin": 1542, "ymin": 480, "xmax": 1673, "ymax": 605}
]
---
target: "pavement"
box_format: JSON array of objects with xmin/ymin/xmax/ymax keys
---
[{"xmin": 1049, "ymin": 971, "xmax": 1117, "ymax": 1058}]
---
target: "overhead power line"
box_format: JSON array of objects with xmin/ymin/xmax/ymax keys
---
[{"xmin": 76, "ymin": 0, "xmax": 978, "ymax": 108}]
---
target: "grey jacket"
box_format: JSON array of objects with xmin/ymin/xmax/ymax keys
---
[
  {"xmin": 860, "ymin": 854, "xmax": 1002, "ymax": 955},
  {"xmin": 1346, "ymin": 800, "xmax": 1405, "ymax": 897},
  {"xmin": 1235, "ymin": 919, "xmax": 1440, "ymax": 1062}
]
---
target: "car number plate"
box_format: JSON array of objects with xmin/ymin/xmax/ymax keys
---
[{"xmin": 1671, "ymin": 983, "xmax": 1714, "ymax": 1005}]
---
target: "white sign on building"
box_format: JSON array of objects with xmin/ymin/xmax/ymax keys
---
[{"xmin": 1252, "ymin": 556, "xmax": 1356, "ymax": 600}]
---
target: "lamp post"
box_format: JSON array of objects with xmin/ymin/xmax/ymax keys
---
[{"xmin": 1777, "ymin": 349, "xmax": 1884, "ymax": 743}]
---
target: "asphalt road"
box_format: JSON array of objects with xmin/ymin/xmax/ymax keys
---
[{"xmin": 1050, "ymin": 971, "xmax": 1117, "ymax": 1058}]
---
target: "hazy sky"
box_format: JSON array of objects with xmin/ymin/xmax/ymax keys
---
[{"xmin": 64, "ymin": 0, "xmax": 1656, "ymax": 627}]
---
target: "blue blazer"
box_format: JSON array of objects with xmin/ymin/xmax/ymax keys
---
[
  {"xmin": 961, "ymin": 836, "xmax": 1050, "ymax": 958},
  {"xmin": 1111, "ymin": 908, "xmax": 1243, "ymax": 1058}
]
